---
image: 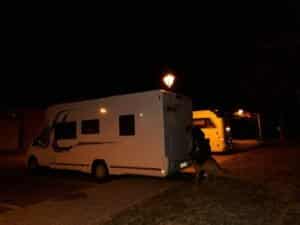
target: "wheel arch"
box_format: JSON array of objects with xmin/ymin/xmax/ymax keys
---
[
  {"xmin": 91, "ymin": 159, "xmax": 109, "ymax": 174},
  {"xmin": 28, "ymin": 155, "xmax": 38, "ymax": 164}
]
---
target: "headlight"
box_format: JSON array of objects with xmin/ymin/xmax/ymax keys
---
[
  {"xmin": 180, "ymin": 161, "xmax": 189, "ymax": 169},
  {"xmin": 225, "ymin": 126, "xmax": 231, "ymax": 132}
]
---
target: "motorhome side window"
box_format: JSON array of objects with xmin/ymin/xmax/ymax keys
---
[
  {"xmin": 81, "ymin": 119, "xmax": 100, "ymax": 134},
  {"xmin": 119, "ymin": 115, "xmax": 135, "ymax": 136},
  {"xmin": 55, "ymin": 122, "xmax": 77, "ymax": 140},
  {"xmin": 193, "ymin": 118, "xmax": 216, "ymax": 129}
]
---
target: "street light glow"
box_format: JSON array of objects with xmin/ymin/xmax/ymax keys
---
[
  {"xmin": 237, "ymin": 109, "xmax": 244, "ymax": 116},
  {"xmin": 163, "ymin": 74, "xmax": 175, "ymax": 89}
]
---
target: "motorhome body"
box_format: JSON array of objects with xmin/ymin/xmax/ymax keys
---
[{"xmin": 27, "ymin": 90, "xmax": 193, "ymax": 179}]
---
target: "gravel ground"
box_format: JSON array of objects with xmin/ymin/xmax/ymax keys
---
[
  {"xmin": 104, "ymin": 177, "xmax": 282, "ymax": 225},
  {"xmin": 104, "ymin": 142, "xmax": 300, "ymax": 225},
  {"xmin": 0, "ymin": 142, "xmax": 299, "ymax": 225}
]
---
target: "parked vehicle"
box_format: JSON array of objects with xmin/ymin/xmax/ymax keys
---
[
  {"xmin": 27, "ymin": 90, "xmax": 193, "ymax": 180},
  {"xmin": 193, "ymin": 110, "xmax": 232, "ymax": 152}
]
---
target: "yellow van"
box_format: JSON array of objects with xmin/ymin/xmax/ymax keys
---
[{"xmin": 193, "ymin": 110, "xmax": 232, "ymax": 152}]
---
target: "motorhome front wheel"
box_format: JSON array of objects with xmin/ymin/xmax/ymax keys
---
[{"xmin": 92, "ymin": 162, "xmax": 109, "ymax": 181}]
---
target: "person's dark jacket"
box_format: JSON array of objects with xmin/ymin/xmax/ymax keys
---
[{"xmin": 190, "ymin": 126, "xmax": 212, "ymax": 164}]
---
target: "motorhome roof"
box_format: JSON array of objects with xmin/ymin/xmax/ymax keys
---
[{"xmin": 47, "ymin": 89, "xmax": 178, "ymax": 110}]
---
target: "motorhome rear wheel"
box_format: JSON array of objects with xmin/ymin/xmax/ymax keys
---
[{"xmin": 28, "ymin": 156, "xmax": 39, "ymax": 174}]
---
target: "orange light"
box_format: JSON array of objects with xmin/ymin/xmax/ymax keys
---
[
  {"xmin": 100, "ymin": 107, "xmax": 107, "ymax": 114},
  {"xmin": 234, "ymin": 109, "xmax": 253, "ymax": 118},
  {"xmin": 237, "ymin": 109, "xmax": 244, "ymax": 116}
]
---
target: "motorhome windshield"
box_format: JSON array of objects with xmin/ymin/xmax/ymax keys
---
[{"xmin": 193, "ymin": 118, "xmax": 216, "ymax": 129}]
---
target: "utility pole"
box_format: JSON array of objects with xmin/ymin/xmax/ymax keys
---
[
  {"xmin": 279, "ymin": 112, "xmax": 285, "ymax": 141},
  {"xmin": 256, "ymin": 113, "xmax": 263, "ymax": 142}
]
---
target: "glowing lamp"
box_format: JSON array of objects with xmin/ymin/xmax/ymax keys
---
[{"xmin": 163, "ymin": 74, "xmax": 175, "ymax": 88}]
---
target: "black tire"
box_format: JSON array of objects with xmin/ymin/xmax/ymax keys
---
[
  {"xmin": 27, "ymin": 157, "xmax": 39, "ymax": 175},
  {"xmin": 92, "ymin": 161, "xmax": 109, "ymax": 182}
]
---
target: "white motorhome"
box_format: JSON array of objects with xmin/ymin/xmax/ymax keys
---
[
  {"xmin": 193, "ymin": 110, "xmax": 232, "ymax": 152},
  {"xmin": 27, "ymin": 90, "xmax": 193, "ymax": 179}
]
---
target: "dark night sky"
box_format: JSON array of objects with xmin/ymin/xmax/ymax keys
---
[{"xmin": 1, "ymin": 3, "xmax": 300, "ymax": 116}]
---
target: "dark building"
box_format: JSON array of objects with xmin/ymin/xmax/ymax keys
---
[{"xmin": 0, "ymin": 108, "xmax": 45, "ymax": 153}]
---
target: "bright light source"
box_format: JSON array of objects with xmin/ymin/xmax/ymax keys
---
[
  {"xmin": 234, "ymin": 109, "xmax": 253, "ymax": 118},
  {"xmin": 225, "ymin": 126, "xmax": 231, "ymax": 132},
  {"xmin": 139, "ymin": 113, "xmax": 144, "ymax": 117},
  {"xmin": 100, "ymin": 107, "xmax": 107, "ymax": 114},
  {"xmin": 161, "ymin": 169, "xmax": 166, "ymax": 175},
  {"xmin": 180, "ymin": 161, "xmax": 189, "ymax": 169},
  {"xmin": 237, "ymin": 109, "xmax": 244, "ymax": 116},
  {"xmin": 163, "ymin": 74, "xmax": 175, "ymax": 88}
]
